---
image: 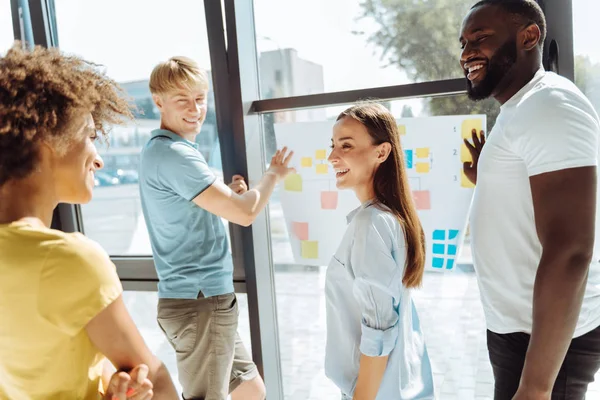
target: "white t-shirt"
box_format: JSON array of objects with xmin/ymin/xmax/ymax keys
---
[{"xmin": 470, "ymin": 68, "xmax": 600, "ymax": 337}]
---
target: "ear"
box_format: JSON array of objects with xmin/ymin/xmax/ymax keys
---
[
  {"xmin": 152, "ymin": 94, "xmax": 164, "ymax": 110},
  {"xmin": 376, "ymin": 142, "xmax": 392, "ymax": 164},
  {"xmin": 521, "ymin": 23, "xmax": 541, "ymax": 52}
]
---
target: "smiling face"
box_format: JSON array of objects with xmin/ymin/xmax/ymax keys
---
[
  {"xmin": 153, "ymin": 84, "xmax": 208, "ymax": 138},
  {"xmin": 328, "ymin": 116, "xmax": 390, "ymax": 201},
  {"xmin": 50, "ymin": 111, "xmax": 104, "ymax": 204},
  {"xmin": 459, "ymin": 4, "xmax": 519, "ymax": 101}
]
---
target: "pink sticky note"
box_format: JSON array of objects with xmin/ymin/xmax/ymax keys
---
[
  {"xmin": 292, "ymin": 222, "xmax": 309, "ymax": 240},
  {"xmin": 321, "ymin": 191, "xmax": 338, "ymax": 210},
  {"xmin": 412, "ymin": 190, "xmax": 431, "ymax": 210}
]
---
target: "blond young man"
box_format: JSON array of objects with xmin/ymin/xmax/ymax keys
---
[{"xmin": 139, "ymin": 56, "xmax": 294, "ymax": 400}]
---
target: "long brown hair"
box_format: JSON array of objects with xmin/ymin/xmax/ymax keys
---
[{"xmin": 337, "ymin": 103, "xmax": 426, "ymax": 288}]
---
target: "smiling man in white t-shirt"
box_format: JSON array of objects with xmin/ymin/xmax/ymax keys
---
[{"xmin": 460, "ymin": 1, "xmax": 600, "ymax": 399}]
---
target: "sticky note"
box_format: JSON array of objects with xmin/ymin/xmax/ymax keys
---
[
  {"xmin": 284, "ymin": 173, "xmax": 302, "ymax": 192},
  {"xmin": 447, "ymin": 245, "xmax": 457, "ymax": 256},
  {"xmin": 405, "ymin": 150, "xmax": 413, "ymax": 169},
  {"xmin": 301, "ymin": 157, "xmax": 312, "ymax": 167},
  {"xmin": 321, "ymin": 191, "xmax": 338, "ymax": 210},
  {"xmin": 416, "ymin": 162, "xmax": 430, "ymax": 173},
  {"xmin": 292, "ymin": 222, "xmax": 309, "ymax": 241},
  {"xmin": 397, "ymin": 124, "xmax": 406, "ymax": 135},
  {"xmin": 433, "ymin": 230, "xmax": 445, "ymax": 241},
  {"xmin": 449, "ymin": 230, "xmax": 459, "ymax": 240},
  {"xmin": 315, "ymin": 149, "xmax": 327, "ymax": 160},
  {"xmin": 446, "ymin": 259, "xmax": 455, "ymax": 270},
  {"xmin": 461, "ymin": 170, "xmax": 475, "ymax": 188},
  {"xmin": 433, "ymin": 244, "xmax": 445, "ymax": 255},
  {"xmin": 316, "ymin": 164, "xmax": 328, "ymax": 174},
  {"xmin": 412, "ymin": 190, "xmax": 431, "ymax": 210},
  {"xmin": 301, "ymin": 241, "xmax": 319, "ymax": 259},
  {"xmin": 432, "ymin": 257, "xmax": 444, "ymax": 268},
  {"xmin": 461, "ymin": 118, "xmax": 484, "ymax": 163},
  {"xmin": 416, "ymin": 147, "xmax": 429, "ymax": 158}
]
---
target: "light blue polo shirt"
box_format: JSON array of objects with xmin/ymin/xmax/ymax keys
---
[{"xmin": 139, "ymin": 129, "xmax": 234, "ymax": 299}]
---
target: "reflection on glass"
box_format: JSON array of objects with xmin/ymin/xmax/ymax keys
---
[
  {"xmin": 254, "ymin": 0, "xmax": 480, "ymax": 98},
  {"xmin": 54, "ymin": 0, "xmax": 224, "ymax": 255},
  {"xmin": 574, "ymin": 0, "xmax": 600, "ymax": 118},
  {"xmin": 0, "ymin": 2, "xmax": 14, "ymax": 54},
  {"xmin": 123, "ymin": 291, "xmax": 252, "ymax": 395},
  {"xmin": 263, "ymin": 95, "xmax": 499, "ymax": 398}
]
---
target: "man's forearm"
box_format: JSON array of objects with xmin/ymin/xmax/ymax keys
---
[
  {"xmin": 520, "ymin": 250, "xmax": 590, "ymax": 395},
  {"xmin": 239, "ymin": 172, "xmax": 278, "ymax": 220},
  {"xmin": 353, "ymin": 354, "xmax": 388, "ymax": 400}
]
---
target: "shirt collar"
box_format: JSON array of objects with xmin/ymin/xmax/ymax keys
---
[
  {"xmin": 501, "ymin": 65, "xmax": 546, "ymax": 110},
  {"xmin": 151, "ymin": 129, "xmax": 199, "ymax": 149}
]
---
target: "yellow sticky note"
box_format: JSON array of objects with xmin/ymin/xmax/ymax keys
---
[
  {"xmin": 284, "ymin": 173, "xmax": 302, "ymax": 192},
  {"xmin": 301, "ymin": 157, "xmax": 313, "ymax": 167},
  {"xmin": 461, "ymin": 118, "xmax": 484, "ymax": 163},
  {"xmin": 416, "ymin": 147, "xmax": 429, "ymax": 158},
  {"xmin": 397, "ymin": 124, "xmax": 406, "ymax": 135},
  {"xmin": 316, "ymin": 164, "xmax": 328, "ymax": 174},
  {"xmin": 315, "ymin": 149, "xmax": 327, "ymax": 160},
  {"xmin": 301, "ymin": 240, "xmax": 319, "ymax": 259},
  {"xmin": 416, "ymin": 162, "xmax": 430, "ymax": 173},
  {"xmin": 461, "ymin": 170, "xmax": 475, "ymax": 188}
]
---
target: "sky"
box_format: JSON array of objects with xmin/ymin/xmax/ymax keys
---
[{"xmin": 1, "ymin": 0, "xmax": 599, "ymax": 112}]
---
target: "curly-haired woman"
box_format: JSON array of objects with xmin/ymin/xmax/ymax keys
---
[{"xmin": 0, "ymin": 43, "xmax": 178, "ymax": 400}]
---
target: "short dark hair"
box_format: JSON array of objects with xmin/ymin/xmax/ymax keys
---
[{"xmin": 472, "ymin": 0, "xmax": 547, "ymax": 48}]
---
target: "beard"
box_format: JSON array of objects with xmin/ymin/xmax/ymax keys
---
[{"xmin": 466, "ymin": 38, "xmax": 518, "ymax": 101}]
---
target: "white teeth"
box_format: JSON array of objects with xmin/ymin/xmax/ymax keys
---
[
  {"xmin": 467, "ymin": 64, "xmax": 484, "ymax": 73},
  {"xmin": 184, "ymin": 118, "xmax": 199, "ymax": 123},
  {"xmin": 335, "ymin": 169, "xmax": 349, "ymax": 173}
]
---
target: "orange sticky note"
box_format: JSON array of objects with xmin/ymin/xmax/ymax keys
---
[
  {"xmin": 321, "ymin": 191, "xmax": 338, "ymax": 210},
  {"xmin": 292, "ymin": 222, "xmax": 309, "ymax": 240},
  {"xmin": 412, "ymin": 190, "xmax": 431, "ymax": 210}
]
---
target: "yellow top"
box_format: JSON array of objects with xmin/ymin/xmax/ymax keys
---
[{"xmin": 0, "ymin": 221, "xmax": 122, "ymax": 399}]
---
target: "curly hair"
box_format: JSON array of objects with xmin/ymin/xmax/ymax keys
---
[{"xmin": 0, "ymin": 42, "xmax": 134, "ymax": 186}]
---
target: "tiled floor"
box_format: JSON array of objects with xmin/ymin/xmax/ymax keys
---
[{"xmin": 125, "ymin": 266, "xmax": 600, "ymax": 399}]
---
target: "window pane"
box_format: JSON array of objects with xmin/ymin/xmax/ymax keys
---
[
  {"xmin": 54, "ymin": 0, "xmax": 224, "ymax": 255},
  {"xmin": 0, "ymin": 1, "xmax": 14, "ymax": 54},
  {"xmin": 264, "ymin": 95, "xmax": 499, "ymax": 398},
  {"xmin": 123, "ymin": 291, "xmax": 252, "ymax": 394},
  {"xmin": 574, "ymin": 1, "xmax": 600, "ymax": 396},
  {"xmin": 253, "ymin": 0, "xmax": 473, "ymax": 98},
  {"xmin": 574, "ymin": 0, "xmax": 600, "ymax": 119}
]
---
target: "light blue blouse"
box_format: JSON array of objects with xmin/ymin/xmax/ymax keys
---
[{"xmin": 325, "ymin": 201, "xmax": 435, "ymax": 399}]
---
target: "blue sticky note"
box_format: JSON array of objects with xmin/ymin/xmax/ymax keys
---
[
  {"xmin": 433, "ymin": 230, "xmax": 445, "ymax": 241},
  {"xmin": 432, "ymin": 257, "xmax": 444, "ymax": 268},
  {"xmin": 433, "ymin": 244, "xmax": 445, "ymax": 255},
  {"xmin": 449, "ymin": 230, "xmax": 459, "ymax": 240},
  {"xmin": 446, "ymin": 258, "xmax": 455, "ymax": 270},
  {"xmin": 447, "ymin": 245, "xmax": 457, "ymax": 256},
  {"xmin": 405, "ymin": 150, "xmax": 413, "ymax": 169}
]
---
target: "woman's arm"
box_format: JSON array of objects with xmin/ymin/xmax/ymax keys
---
[
  {"xmin": 353, "ymin": 354, "xmax": 389, "ymax": 400},
  {"xmin": 350, "ymin": 211, "xmax": 403, "ymax": 400},
  {"xmin": 86, "ymin": 296, "xmax": 178, "ymax": 399}
]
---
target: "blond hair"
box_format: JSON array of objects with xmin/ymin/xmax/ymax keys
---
[{"xmin": 149, "ymin": 56, "xmax": 209, "ymax": 95}]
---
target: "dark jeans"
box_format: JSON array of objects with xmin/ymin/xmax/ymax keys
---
[{"xmin": 487, "ymin": 326, "xmax": 600, "ymax": 400}]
